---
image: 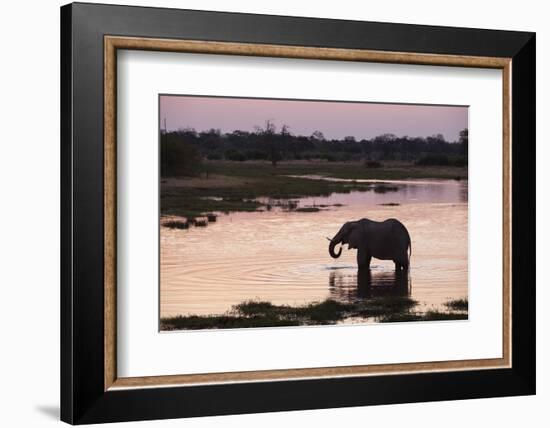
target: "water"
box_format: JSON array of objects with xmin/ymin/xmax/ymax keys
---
[{"xmin": 160, "ymin": 179, "xmax": 468, "ymax": 320}]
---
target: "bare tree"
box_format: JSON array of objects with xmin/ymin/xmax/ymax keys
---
[{"xmin": 311, "ymin": 130, "xmax": 325, "ymax": 141}]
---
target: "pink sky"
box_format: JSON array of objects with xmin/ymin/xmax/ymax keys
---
[{"xmin": 160, "ymin": 95, "xmax": 468, "ymax": 142}]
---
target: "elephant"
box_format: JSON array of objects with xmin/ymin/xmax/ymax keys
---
[{"xmin": 328, "ymin": 218, "xmax": 411, "ymax": 270}]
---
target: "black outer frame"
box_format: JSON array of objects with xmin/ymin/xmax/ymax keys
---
[{"xmin": 60, "ymin": 2, "xmax": 535, "ymax": 424}]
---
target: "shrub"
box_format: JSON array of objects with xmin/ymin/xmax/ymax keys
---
[
  {"xmin": 224, "ymin": 148, "xmax": 246, "ymax": 161},
  {"xmin": 415, "ymin": 154, "xmax": 450, "ymax": 166},
  {"xmin": 451, "ymin": 156, "xmax": 468, "ymax": 167},
  {"xmin": 320, "ymin": 153, "xmax": 337, "ymax": 162},
  {"xmin": 415, "ymin": 154, "xmax": 468, "ymax": 167},
  {"xmin": 364, "ymin": 160, "xmax": 382, "ymax": 168},
  {"xmin": 338, "ymin": 152, "xmax": 352, "ymax": 162},
  {"xmin": 244, "ymin": 149, "xmax": 268, "ymax": 160},
  {"xmin": 160, "ymin": 134, "xmax": 202, "ymax": 177}
]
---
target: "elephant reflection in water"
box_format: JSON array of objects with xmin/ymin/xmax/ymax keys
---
[{"xmin": 328, "ymin": 268, "xmax": 411, "ymax": 303}]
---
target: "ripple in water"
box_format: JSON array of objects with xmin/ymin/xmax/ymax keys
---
[{"xmin": 161, "ymin": 179, "xmax": 467, "ymax": 319}]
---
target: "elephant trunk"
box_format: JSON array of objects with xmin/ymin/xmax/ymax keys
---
[{"xmin": 328, "ymin": 236, "xmax": 343, "ymax": 258}]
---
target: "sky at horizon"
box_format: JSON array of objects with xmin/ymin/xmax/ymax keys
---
[{"xmin": 160, "ymin": 95, "xmax": 468, "ymax": 142}]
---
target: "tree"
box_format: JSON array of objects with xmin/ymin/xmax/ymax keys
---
[
  {"xmin": 160, "ymin": 120, "xmax": 470, "ymax": 165},
  {"xmin": 160, "ymin": 132, "xmax": 202, "ymax": 177},
  {"xmin": 260, "ymin": 120, "xmax": 280, "ymax": 167},
  {"xmin": 311, "ymin": 130, "xmax": 325, "ymax": 141},
  {"xmin": 264, "ymin": 119, "xmax": 276, "ymax": 135},
  {"xmin": 459, "ymin": 128, "xmax": 468, "ymax": 157}
]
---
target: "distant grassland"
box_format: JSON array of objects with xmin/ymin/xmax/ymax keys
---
[
  {"xmin": 161, "ymin": 160, "xmax": 467, "ymax": 219},
  {"xmin": 202, "ymin": 160, "xmax": 467, "ymax": 180}
]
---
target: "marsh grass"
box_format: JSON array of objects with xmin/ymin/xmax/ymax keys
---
[
  {"xmin": 162, "ymin": 192, "xmax": 263, "ymax": 219},
  {"xmin": 160, "ymin": 294, "xmax": 469, "ymax": 330},
  {"xmin": 161, "ymin": 161, "xmax": 467, "ymax": 218},
  {"xmin": 379, "ymin": 297, "xmax": 468, "ymax": 323},
  {"xmin": 163, "ymin": 220, "xmax": 189, "ymax": 229},
  {"xmin": 161, "ymin": 297, "xmax": 418, "ymax": 330},
  {"xmin": 379, "ymin": 310, "xmax": 468, "ymax": 323},
  {"xmin": 377, "ymin": 313, "xmax": 424, "ymax": 322},
  {"xmin": 444, "ymin": 298, "xmax": 468, "ymax": 311},
  {"xmin": 295, "ymin": 207, "xmax": 321, "ymax": 212},
  {"xmin": 422, "ymin": 310, "xmax": 468, "ymax": 321},
  {"xmin": 192, "ymin": 218, "xmax": 208, "ymax": 227},
  {"xmin": 373, "ymin": 185, "xmax": 399, "ymax": 193}
]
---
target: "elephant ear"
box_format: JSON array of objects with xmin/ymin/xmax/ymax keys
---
[{"xmin": 347, "ymin": 224, "xmax": 363, "ymax": 249}]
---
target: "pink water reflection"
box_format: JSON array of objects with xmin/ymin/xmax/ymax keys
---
[{"xmin": 160, "ymin": 179, "xmax": 468, "ymax": 320}]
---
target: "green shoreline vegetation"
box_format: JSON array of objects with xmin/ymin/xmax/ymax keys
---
[
  {"xmin": 160, "ymin": 297, "xmax": 468, "ymax": 330},
  {"xmin": 161, "ymin": 160, "xmax": 467, "ymax": 220}
]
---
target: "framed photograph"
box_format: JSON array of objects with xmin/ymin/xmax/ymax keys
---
[{"xmin": 61, "ymin": 2, "xmax": 535, "ymax": 424}]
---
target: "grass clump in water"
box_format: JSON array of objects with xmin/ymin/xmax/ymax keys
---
[
  {"xmin": 444, "ymin": 298, "xmax": 468, "ymax": 311},
  {"xmin": 295, "ymin": 207, "xmax": 321, "ymax": 212},
  {"xmin": 373, "ymin": 184, "xmax": 399, "ymax": 193},
  {"xmin": 233, "ymin": 300, "xmax": 276, "ymax": 315},
  {"xmin": 163, "ymin": 220, "xmax": 189, "ymax": 229}
]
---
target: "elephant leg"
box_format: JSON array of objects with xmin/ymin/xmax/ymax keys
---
[
  {"xmin": 395, "ymin": 255, "xmax": 409, "ymax": 271},
  {"xmin": 357, "ymin": 248, "xmax": 371, "ymax": 269}
]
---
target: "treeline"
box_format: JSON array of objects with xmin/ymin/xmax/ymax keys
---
[{"xmin": 160, "ymin": 121, "xmax": 468, "ymax": 176}]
